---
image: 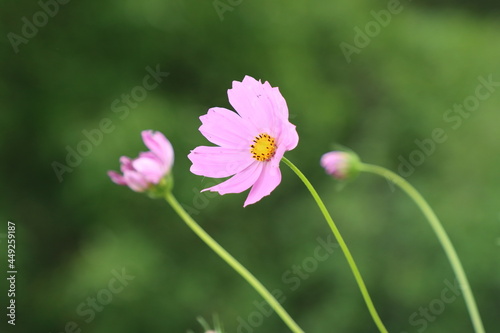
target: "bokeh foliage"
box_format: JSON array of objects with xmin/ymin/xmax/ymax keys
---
[{"xmin": 1, "ymin": 0, "xmax": 499, "ymax": 332}]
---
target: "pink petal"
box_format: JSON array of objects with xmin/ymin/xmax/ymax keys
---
[
  {"xmin": 203, "ymin": 162, "xmax": 263, "ymax": 195},
  {"xmin": 188, "ymin": 146, "xmax": 254, "ymax": 178},
  {"xmin": 228, "ymin": 77, "xmax": 277, "ymax": 133},
  {"xmin": 108, "ymin": 171, "xmax": 127, "ymax": 185},
  {"xmin": 119, "ymin": 156, "xmax": 134, "ymax": 173},
  {"xmin": 141, "ymin": 130, "xmax": 174, "ymax": 169},
  {"xmin": 278, "ymin": 122, "xmax": 299, "ymax": 151},
  {"xmin": 138, "ymin": 151, "xmax": 157, "ymax": 160},
  {"xmin": 269, "ymin": 143, "xmax": 287, "ymax": 169},
  {"xmin": 199, "ymin": 107, "xmax": 256, "ymax": 148},
  {"xmin": 132, "ymin": 156, "xmax": 164, "ymax": 184},
  {"xmin": 123, "ymin": 170, "xmax": 149, "ymax": 192},
  {"xmin": 265, "ymin": 83, "xmax": 289, "ymax": 119},
  {"xmin": 244, "ymin": 162, "xmax": 282, "ymax": 207}
]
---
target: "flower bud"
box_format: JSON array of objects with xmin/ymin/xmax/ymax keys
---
[{"xmin": 320, "ymin": 151, "xmax": 360, "ymax": 180}]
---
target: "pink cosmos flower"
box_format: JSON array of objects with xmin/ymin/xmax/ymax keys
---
[
  {"xmin": 108, "ymin": 130, "xmax": 174, "ymax": 192},
  {"xmin": 320, "ymin": 151, "xmax": 357, "ymax": 180},
  {"xmin": 188, "ymin": 76, "xmax": 299, "ymax": 207}
]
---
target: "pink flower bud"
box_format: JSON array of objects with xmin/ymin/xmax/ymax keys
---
[{"xmin": 320, "ymin": 151, "xmax": 359, "ymax": 180}]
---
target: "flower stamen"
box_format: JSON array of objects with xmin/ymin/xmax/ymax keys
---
[{"xmin": 250, "ymin": 133, "xmax": 277, "ymax": 161}]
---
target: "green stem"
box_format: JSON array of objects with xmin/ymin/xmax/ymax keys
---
[
  {"xmin": 282, "ymin": 157, "xmax": 388, "ymax": 333},
  {"xmin": 359, "ymin": 163, "xmax": 484, "ymax": 333},
  {"xmin": 165, "ymin": 192, "xmax": 304, "ymax": 333}
]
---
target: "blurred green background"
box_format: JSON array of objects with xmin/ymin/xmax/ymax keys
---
[{"xmin": 1, "ymin": 0, "xmax": 499, "ymax": 332}]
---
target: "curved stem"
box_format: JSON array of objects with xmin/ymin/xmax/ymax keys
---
[
  {"xmin": 165, "ymin": 192, "xmax": 304, "ymax": 333},
  {"xmin": 359, "ymin": 163, "xmax": 484, "ymax": 333},
  {"xmin": 282, "ymin": 157, "xmax": 388, "ymax": 333}
]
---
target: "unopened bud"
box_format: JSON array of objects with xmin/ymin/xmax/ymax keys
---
[{"xmin": 320, "ymin": 151, "xmax": 360, "ymax": 180}]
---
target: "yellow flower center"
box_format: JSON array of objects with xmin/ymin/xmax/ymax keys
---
[{"xmin": 250, "ymin": 133, "xmax": 277, "ymax": 161}]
